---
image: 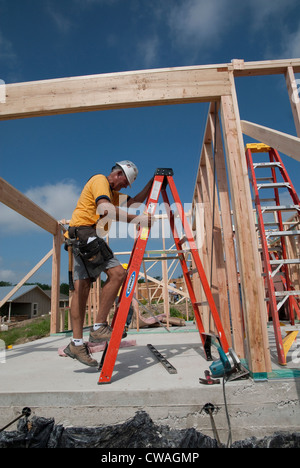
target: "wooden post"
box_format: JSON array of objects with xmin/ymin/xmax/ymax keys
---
[
  {"xmin": 220, "ymin": 85, "xmax": 272, "ymax": 374},
  {"xmin": 162, "ymin": 218, "xmax": 170, "ymax": 328},
  {"xmin": 212, "ymin": 105, "xmax": 245, "ymax": 358},
  {"xmin": 199, "ymin": 148, "xmax": 219, "ymax": 336},
  {"xmin": 50, "ymin": 224, "xmax": 62, "ymax": 334},
  {"xmin": 203, "ymin": 141, "xmax": 232, "ymax": 347},
  {"xmin": 193, "ymin": 183, "xmax": 209, "ymax": 331},
  {"xmin": 285, "ymin": 66, "xmax": 300, "ymax": 137}
]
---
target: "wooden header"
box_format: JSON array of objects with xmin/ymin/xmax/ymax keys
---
[
  {"xmin": 1, "ymin": 58, "xmax": 300, "ymax": 120},
  {"xmin": 230, "ymin": 58, "xmax": 300, "ymax": 76},
  {"xmin": 0, "ymin": 66, "xmax": 231, "ymax": 120}
]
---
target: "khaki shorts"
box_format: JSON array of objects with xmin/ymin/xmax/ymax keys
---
[{"xmin": 73, "ymin": 253, "xmax": 121, "ymax": 281}]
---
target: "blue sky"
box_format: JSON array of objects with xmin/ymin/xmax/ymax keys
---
[{"xmin": 0, "ymin": 0, "xmax": 300, "ymax": 285}]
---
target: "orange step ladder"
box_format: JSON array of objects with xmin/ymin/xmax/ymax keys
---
[
  {"xmin": 98, "ymin": 168, "xmax": 229, "ymax": 384},
  {"xmin": 245, "ymin": 144, "xmax": 300, "ymax": 365}
]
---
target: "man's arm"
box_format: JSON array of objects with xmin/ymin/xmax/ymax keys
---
[
  {"xmin": 127, "ymin": 177, "xmax": 154, "ymax": 207},
  {"xmin": 96, "ymin": 198, "xmax": 153, "ymax": 228}
]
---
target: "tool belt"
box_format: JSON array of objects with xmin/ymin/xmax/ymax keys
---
[{"xmin": 67, "ymin": 225, "xmax": 113, "ymax": 281}]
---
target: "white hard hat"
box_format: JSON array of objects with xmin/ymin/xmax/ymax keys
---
[{"xmin": 115, "ymin": 160, "xmax": 138, "ymax": 187}]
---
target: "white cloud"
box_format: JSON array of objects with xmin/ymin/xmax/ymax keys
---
[
  {"xmin": 246, "ymin": 0, "xmax": 298, "ymax": 29},
  {"xmin": 0, "ymin": 31, "xmax": 16, "ymax": 61},
  {"xmin": 280, "ymin": 25, "xmax": 300, "ymax": 59},
  {"xmin": 74, "ymin": 0, "xmax": 120, "ymax": 6},
  {"xmin": 0, "ymin": 180, "xmax": 80, "ymax": 235},
  {"xmin": 25, "ymin": 181, "xmax": 80, "ymax": 220},
  {"xmin": 0, "ymin": 256, "xmax": 17, "ymax": 282},
  {"xmin": 167, "ymin": 0, "xmax": 228, "ymax": 49},
  {"xmin": 46, "ymin": 0, "xmax": 120, "ymax": 33},
  {"xmin": 165, "ymin": 0, "xmax": 299, "ymax": 60},
  {"xmin": 46, "ymin": 3, "xmax": 74, "ymax": 33},
  {"xmin": 137, "ymin": 36, "xmax": 160, "ymax": 68},
  {"xmin": 0, "ymin": 267, "xmax": 17, "ymax": 283}
]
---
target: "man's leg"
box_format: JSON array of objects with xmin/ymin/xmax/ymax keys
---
[
  {"xmin": 70, "ymin": 278, "xmax": 91, "ymax": 339},
  {"xmin": 89, "ymin": 264, "xmax": 127, "ymax": 343},
  {"xmin": 96, "ymin": 265, "xmax": 126, "ymax": 323},
  {"xmin": 64, "ymin": 277, "xmax": 98, "ymax": 367}
]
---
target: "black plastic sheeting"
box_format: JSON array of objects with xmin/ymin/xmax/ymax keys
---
[{"xmin": 0, "ymin": 411, "xmax": 299, "ymax": 448}]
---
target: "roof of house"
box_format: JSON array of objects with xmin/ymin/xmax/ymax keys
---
[
  {"xmin": 43, "ymin": 290, "xmax": 69, "ymax": 301},
  {"xmin": 0, "ymin": 285, "xmax": 51, "ymax": 303}
]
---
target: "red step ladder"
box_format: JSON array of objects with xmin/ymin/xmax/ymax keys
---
[
  {"xmin": 245, "ymin": 144, "xmax": 300, "ymax": 365},
  {"xmin": 98, "ymin": 168, "xmax": 229, "ymax": 384}
]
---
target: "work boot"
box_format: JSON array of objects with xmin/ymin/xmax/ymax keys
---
[
  {"xmin": 89, "ymin": 322, "xmax": 127, "ymax": 343},
  {"xmin": 64, "ymin": 341, "xmax": 98, "ymax": 367}
]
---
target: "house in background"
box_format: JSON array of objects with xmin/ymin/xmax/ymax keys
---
[
  {"xmin": 43, "ymin": 290, "xmax": 69, "ymax": 310},
  {"xmin": 0, "ymin": 285, "xmax": 52, "ymax": 322}
]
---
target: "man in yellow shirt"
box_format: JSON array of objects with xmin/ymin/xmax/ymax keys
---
[{"xmin": 64, "ymin": 160, "xmax": 153, "ymax": 367}]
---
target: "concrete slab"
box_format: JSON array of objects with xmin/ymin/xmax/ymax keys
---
[{"xmin": 1, "ymin": 323, "xmax": 300, "ymax": 443}]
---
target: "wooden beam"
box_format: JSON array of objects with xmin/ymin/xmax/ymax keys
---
[
  {"xmin": 212, "ymin": 107, "xmax": 245, "ymax": 358},
  {"xmin": 285, "ymin": 66, "xmax": 300, "ymax": 137},
  {"xmin": 1, "ymin": 58, "xmax": 300, "ymax": 121},
  {"xmin": 193, "ymin": 102, "xmax": 245, "ymax": 356},
  {"xmin": 0, "ymin": 67, "xmax": 231, "ymax": 120},
  {"xmin": 193, "ymin": 182, "xmax": 210, "ymax": 332},
  {"xmin": 203, "ymin": 141, "xmax": 232, "ymax": 347},
  {"xmin": 241, "ymin": 120, "xmax": 300, "ymax": 162},
  {"xmin": 231, "ymin": 58, "xmax": 300, "ymax": 76},
  {"xmin": 221, "ymin": 88, "xmax": 272, "ymax": 374},
  {"xmin": 50, "ymin": 226, "xmax": 62, "ymax": 334},
  {"xmin": 0, "ymin": 177, "xmax": 59, "ymax": 235}
]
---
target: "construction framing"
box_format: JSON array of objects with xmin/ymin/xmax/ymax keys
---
[{"xmin": 1, "ymin": 58, "xmax": 300, "ymax": 377}]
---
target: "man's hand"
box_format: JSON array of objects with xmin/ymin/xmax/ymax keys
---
[{"xmin": 134, "ymin": 213, "xmax": 155, "ymax": 228}]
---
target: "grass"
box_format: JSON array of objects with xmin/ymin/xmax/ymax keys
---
[
  {"xmin": 0, "ymin": 303, "xmax": 194, "ymax": 348},
  {"xmin": 0, "ymin": 315, "xmax": 51, "ymax": 347}
]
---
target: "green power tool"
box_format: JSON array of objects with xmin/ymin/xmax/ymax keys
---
[{"xmin": 209, "ymin": 347, "xmax": 249, "ymax": 381}]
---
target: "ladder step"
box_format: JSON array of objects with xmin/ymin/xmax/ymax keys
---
[
  {"xmin": 275, "ymin": 290, "xmax": 300, "ymax": 297},
  {"xmin": 253, "ymin": 162, "xmax": 281, "ymax": 168},
  {"xmin": 259, "ymin": 198, "xmax": 276, "ymax": 202},
  {"xmin": 280, "ymin": 325, "xmax": 300, "ymax": 331},
  {"xmin": 188, "ymin": 268, "xmax": 198, "ymax": 275},
  {"xmin": 257, "ymin": 182, "xmax": 290, "ymax": 189},
  {"xmin": 143, "ymin": 256, "xmax": 179, "ymax": 261},
  {"xmin": 270, "ymin": 259, "xmax": 300, "ymax": 265},
  {"xmin": 262, "ymin": 205, "xmax": 299, "ymax": 212},
  {"xmin": 178, "ymin": 236, "xmax": 188, "ymax": 245},
  {"xmin": 266, "ymin": 230, "xmax": 300, "ymax": 237},
  {"xmin": 256, "ymin": 177, "xmax": 274, "ymax": 182}
]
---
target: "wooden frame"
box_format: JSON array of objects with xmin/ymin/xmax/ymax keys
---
[{"xmin": 1, "ymin": 58, "xmax": 299, "ymax": 376}]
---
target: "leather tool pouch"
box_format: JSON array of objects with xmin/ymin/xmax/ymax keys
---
[
  {"xmin": 78, "ymin": 237, "xmax": 113, "ymax": 266},
  {"xmin": 68, "ymin": 226, "xmax": 113, "ymax": 279}
]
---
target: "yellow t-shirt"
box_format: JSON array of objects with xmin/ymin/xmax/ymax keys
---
[{"xmin": 69, "ymin": 174, "xmax": 128, "ymax": 230}]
